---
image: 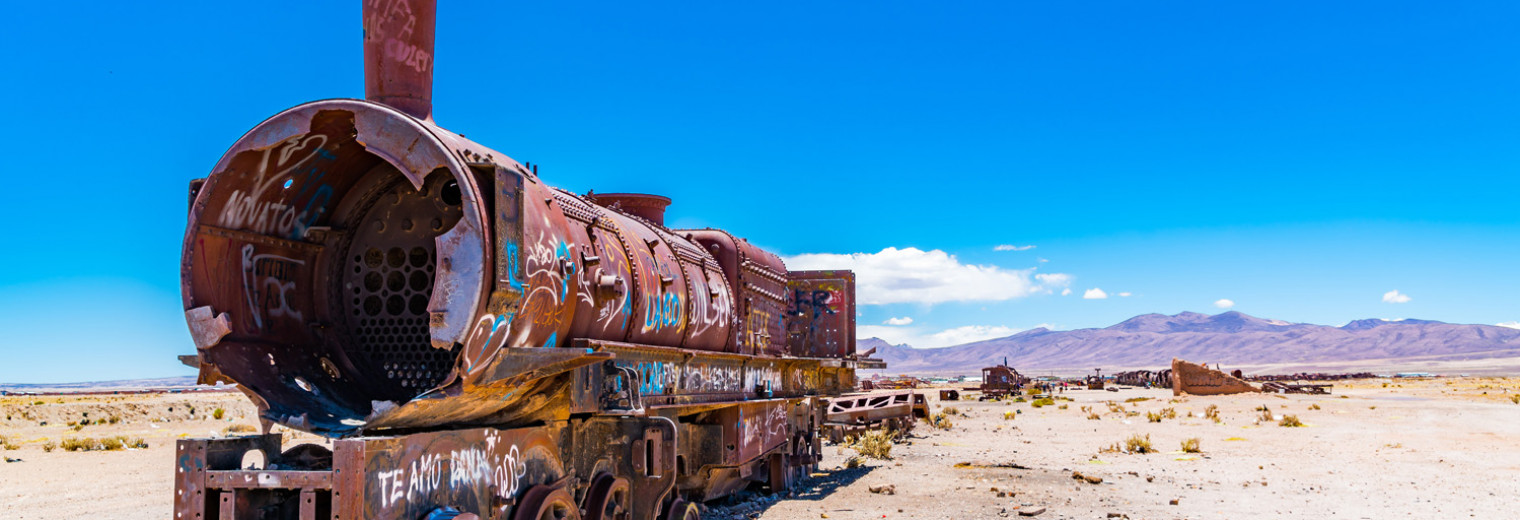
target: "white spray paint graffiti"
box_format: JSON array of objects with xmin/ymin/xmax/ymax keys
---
[
  {"xmin": 240, "ymin": 244, "xmax": 306, "ymax": 329},
  {"xmin": 218, "ymin": 134, "xmax": 334, "ymax": 239},
  {"xmin": 374, "ymin": 436, "xmax": 528, "ymax": 509}
]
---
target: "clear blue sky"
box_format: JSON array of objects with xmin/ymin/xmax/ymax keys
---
[{"xmin": 2, "ymin": 1, "xmax": 1516, "ymax": 382}]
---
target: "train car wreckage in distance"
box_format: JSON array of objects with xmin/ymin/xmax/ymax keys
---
[{"xmin": 175, "ymin": 2, "xmax": 884, "ymax": 519}]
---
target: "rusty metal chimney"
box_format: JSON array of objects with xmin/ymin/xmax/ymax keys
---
[
  {"xmin": 586, "ymin": 193, "xmax": 673, "ymax": 227},
  {"xmin": 363, "ymin": 0, "xmax": 436, "ymax": 120}
]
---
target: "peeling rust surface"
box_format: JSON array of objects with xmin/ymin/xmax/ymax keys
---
[{"xmin": 175, "ymin": 2, "xmax": 871, "ymax": 517}]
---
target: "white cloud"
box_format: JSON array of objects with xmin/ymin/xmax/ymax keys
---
[
  {"xmin": 883, "ymin": 316, "xmax": 913, "ymax": 326},
  {"xmin": 1038, "ymin": 258, "xmax": 1049, "ymax": 263},
  {"xmin": 1061, "ymin": 288, "xmax": 1072, "ymax": 296},
  {"xmin": 1083, "ymin": 288, "xmax": 1108, "ymax": 300},
  {"xmin": 1118, "ymin": 292, "xmax": 1132, "ymax": 297},
  {"xmin": 859, "ymin": 324, "xmax": 1037, "ymax": 348},
  {"xmin": 783, "ymin": 247, "xmax": 1072, "ymax": 305},
  {"xmin": 1497, "ymin": 322, "xmax": 1520, "ymax": 330},
  {"xmin": 993, "ymin": 244, "xmax": 1036, "ymax": 251},
  {"xmin": 1214, "ymin": 299, "xmax": 1235, "ymax": 309},
  {"xmin": 1382, "ymin": 290, "xmax": 1411, "ymax": 304}
]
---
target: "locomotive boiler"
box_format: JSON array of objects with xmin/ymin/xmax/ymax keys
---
[{"xmin": 174, "ymin": 2, "xmax": 880, "ymax": 519}]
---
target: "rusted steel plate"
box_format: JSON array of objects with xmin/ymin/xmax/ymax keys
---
[
  {"xmin": 785, "ymin": 271, "xmax": 855, "ymax": 358},
  {"xmin": 205, "ymin": 470, "xmax": 334, "ymax": 489}
]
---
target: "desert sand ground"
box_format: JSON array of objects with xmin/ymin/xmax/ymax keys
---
[{"xmin": 2, "ymin": 378, "xmax": 1518, "ymax": 519}]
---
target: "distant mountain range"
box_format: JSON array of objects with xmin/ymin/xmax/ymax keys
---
[
  {"xmin": 862, "ymin": 311, "xmax": 1520, "ymax": 376},
  {"xmin": 0, "ymin": 376, "xmax": 199, "ymax": 392}
]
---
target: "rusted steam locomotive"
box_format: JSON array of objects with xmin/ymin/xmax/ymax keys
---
[{"xmin": 175, "ymin": 2, "xmax": 880, "ymax": 519}]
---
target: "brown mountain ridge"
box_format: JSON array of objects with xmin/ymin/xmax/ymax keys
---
[{"xmin": 863, "ymin": 311, "xmax": 1520, "ymax": 376}]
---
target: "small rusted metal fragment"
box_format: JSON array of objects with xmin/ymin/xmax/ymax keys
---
[{"xmin": 185, "ymin": 306, "xmax": 232, "ymax": 350}]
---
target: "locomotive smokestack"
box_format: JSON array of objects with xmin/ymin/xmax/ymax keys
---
[
  {"xmin": 587, "ymin": 193, "xmax": 673, "ymax": 227},
  {"xmin": 363, "ymin": 0, "xmax": 436, "ymax": 120}
]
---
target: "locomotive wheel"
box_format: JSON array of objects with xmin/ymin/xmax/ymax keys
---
[
  {"xmin": 662, "ymin": 499, "xmax": 699, "ymax": 520},
  {"xmin": 513, "ymin": 485, "xmax": 581, "ymax": 520},
  {"xmin": 581, "ymin": 473, "xmax": 630, "ymax": 520}
]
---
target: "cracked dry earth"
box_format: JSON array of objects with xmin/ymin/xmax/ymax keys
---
[{"xmin": 710, "ymin": 379, "xmax": 1520, "ymax": 520}]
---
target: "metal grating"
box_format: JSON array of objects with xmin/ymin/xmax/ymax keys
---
[{"xmin": 341, "ymin": 175, "xmax": 463, "ymax": 393}]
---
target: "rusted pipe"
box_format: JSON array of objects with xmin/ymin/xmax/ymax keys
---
[{"xmin": 363, "ymin": 0, "xmax": 436, "ymax": 120}]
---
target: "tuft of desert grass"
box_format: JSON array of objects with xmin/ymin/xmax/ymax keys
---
[
  {"xmin": 929, "ymin": 411, "xmax": 954, "ymax": 430},
  {"xmin": 0, "ymin": 435, "xmax": 19, "ymax": 450},
  {"xmin": 1180, "ymin": 438, "xmax": 1201, "ymax": 453},
  {"xmin": 1309, "ymin": 404, "xmax": 1321, "ymax": 410},
  {"xmin": 1003, "ymin": 411, "xmax": 1017, "ymax": 420},
  {"xmin": 42, "ymin": 440, "xmax": 56, "ymax": 452},
  {"xmin": 1146, "ymin": 411, "xmax": 1163, "ymax": 423},
  {"xmin": 1278, "ymin": 415, "xmax": 1304, "ymax": 427},
  {"xmin": 212, "ymin": 408, "xmax": 226, "ymax": 420},
  {"xmin": 851, "ymin": 429, "xmax": 893, "ymax": 460},
  {"xmin": 1086, "ymin": 412, "xmax": 1102, "ymax": 421},
  {"xmin": 1124, "ymin": 434, "xmax": 1154, "ymax": 454},
  {"xmin": 1125, "ymin": 397, "xmax": 1151, "ymax": 403},
  {"xmin": 225, "ymin": 424, "xmax": 258, "ymax": 434},
  {"xmin": 60, "ymin": 436, "xmax": 148, "ymax": 452},
  {"xmin": 1031, "ymin": 398, "xmax": 1055, "ymax": 408}
]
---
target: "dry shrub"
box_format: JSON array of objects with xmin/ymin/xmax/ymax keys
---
[
  {"xmin": 851, "ymin": 429, "xmax": 893, "ymax": 460},
  {"xmin": 1106, "ymin": 402, "xmax": 1126, "ymax": 414},
  {"xmin": 942, "ymin": 406, "xmax": 962, "ymax": 417},
  {"xmin": 1125, "ymin": 397, "xmax": 1151, "ymax": 403},
  {"xmin": 1003, "ymin": 411, "xmax": 1017, "ymax": 420},
  {"xmin": 929, "ymin": 412, "xmax": 954, "ymax": 430},
  {"xmin": 844, "ymin": 455, "xmax": 863, "ymax": 468},
  {"xmin": 0, "ymin": 435, "xmax": 18, "ymax": 450},
  {"xmin": 1058, "ymin": 404, "xmax": 1068, "ymax": 410},
  {"xmin": 212, "ymin": 408, "xmax": 226, "ymax": 420},
  {"xmin": 1309, "ymin": 404, "xmax": 1321, "ymax": 410},
  {"xmin": 1124, "ymin": 434, "xmax": 1154, "ymax": 454},
  {"xmin": 107, "ymin": 416, "xmax": 121, "ymax": 425},
  {"xmin": 1257, "ymin": 406, "xmax": 1274, "ymax": 423},
  {"xmin": 225, "ymin": 424, "xmax": 258, "ymax": 434},
  {"xmin": 1180, "ymin": 438, "xmax": 1201, "ymax": 453},
  {"xmin": 1086, "ymin": 412, "xmax": 1102, "ymax": 421},
  {"xmin": 42, "ymin": 440, "xmax": 56, "ymax": 452},
  {"xmin": 1510, "ymin": 395, "xmax": 1520, "ymax": 405},
  {"xmin": 1025, "ymin": 387, "xmax": 1042, "ymax": 396},
  {"xmin": 1146, "ymin": 411, "xmax": 1163, "ymax": 423},
  {"xmin": 1279, "ymin": 415, "xmax": 1304, "ymax": 427},
  {"xmin": 1031, "ymin": 398, "xmax": 1054, "ymax": 408},
  {"xmin": 1161, "ymin": 407, "xmax": 1177, "ymax": 419},
  {"xmin": 60, "ymin": 436, "xmax": 147, "ymax": 452}
]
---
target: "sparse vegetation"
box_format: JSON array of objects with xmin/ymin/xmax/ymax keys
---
[
  {"xmin": 1309, "ymin": 404, "xmax": 1321, "ymax": 410},
  {"xmin": 1161, "ymin": 407, "xmax": 1177, "ymax": 419},
  {"xmin": 845, "ymin": 455, "xmax": 864, "ymax": 468},
  {"xmin": 225, "ymin": 424, "xmax": 258, "ymax": 434},
  {"xmin": 1086, "ymin": 412, "xmax": 1102, "ymax": 421},
  {"xmin": 851, "ymin": 429, "xmax": 893, "ymax": 460},
  {"xmin": 1003, "ymin": 411, "xmax": 1017, "ymax": 420},
  {"xmin": 1124, "ymin": 434, "xmax": 1154, "ymax": 454},
  {"xmin": 213, "ymin": 408, "xmax": 226, "ymax": 420},
  {"xmin": 1146, "ymin": 411, "xmax": 1163, "ymax": 423},
  {"xmin": 61, "ymin": 436, "xmax": 148, "ymax": 452},
  {"xmin": 1510, "ymin": 395, "xmax": 1519, "ymax": 404},
  {"xmin": 1279, "ymin": 415, "xmax": 1304, "ymax": 427},
  {"xmin": 1030, "ymin": 398, "xmax": 1055, "ymax": 408},
  {"xmin": 1125, "ymin": 397, "xmax": 1152, "ymax": 403},
  {"xmin": 1025, "ymin": 387, "xmax": 1042, "ymax": 396},
  {"xmin": 1257, "ymin": 406, "xmax": 1274, "ymax": 423},
  {"xmin": 42, "ymin": 440, "xmax": 56, "ymax": 452},
  {"xmin": 1057, "ymin": 404, "xmax": 1068, "ymax": 410},
  {"xmin": 1181, "ymin": 438, "xmax": 1201, "ymax": 453},
  {"xmin": 1, "ymin": 435, "xmax": 19, "ymax": 450},
  {"xmin": 929, "ymin": 411, "xmax": 954, "ymax": 430},
  {"xmin": 941, "ymin": 406, "xmax": 962, "ymax": 417},
  {"xmin": 1106, "ymin": 402, "xmax": 1126, "ymax": 414}
]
